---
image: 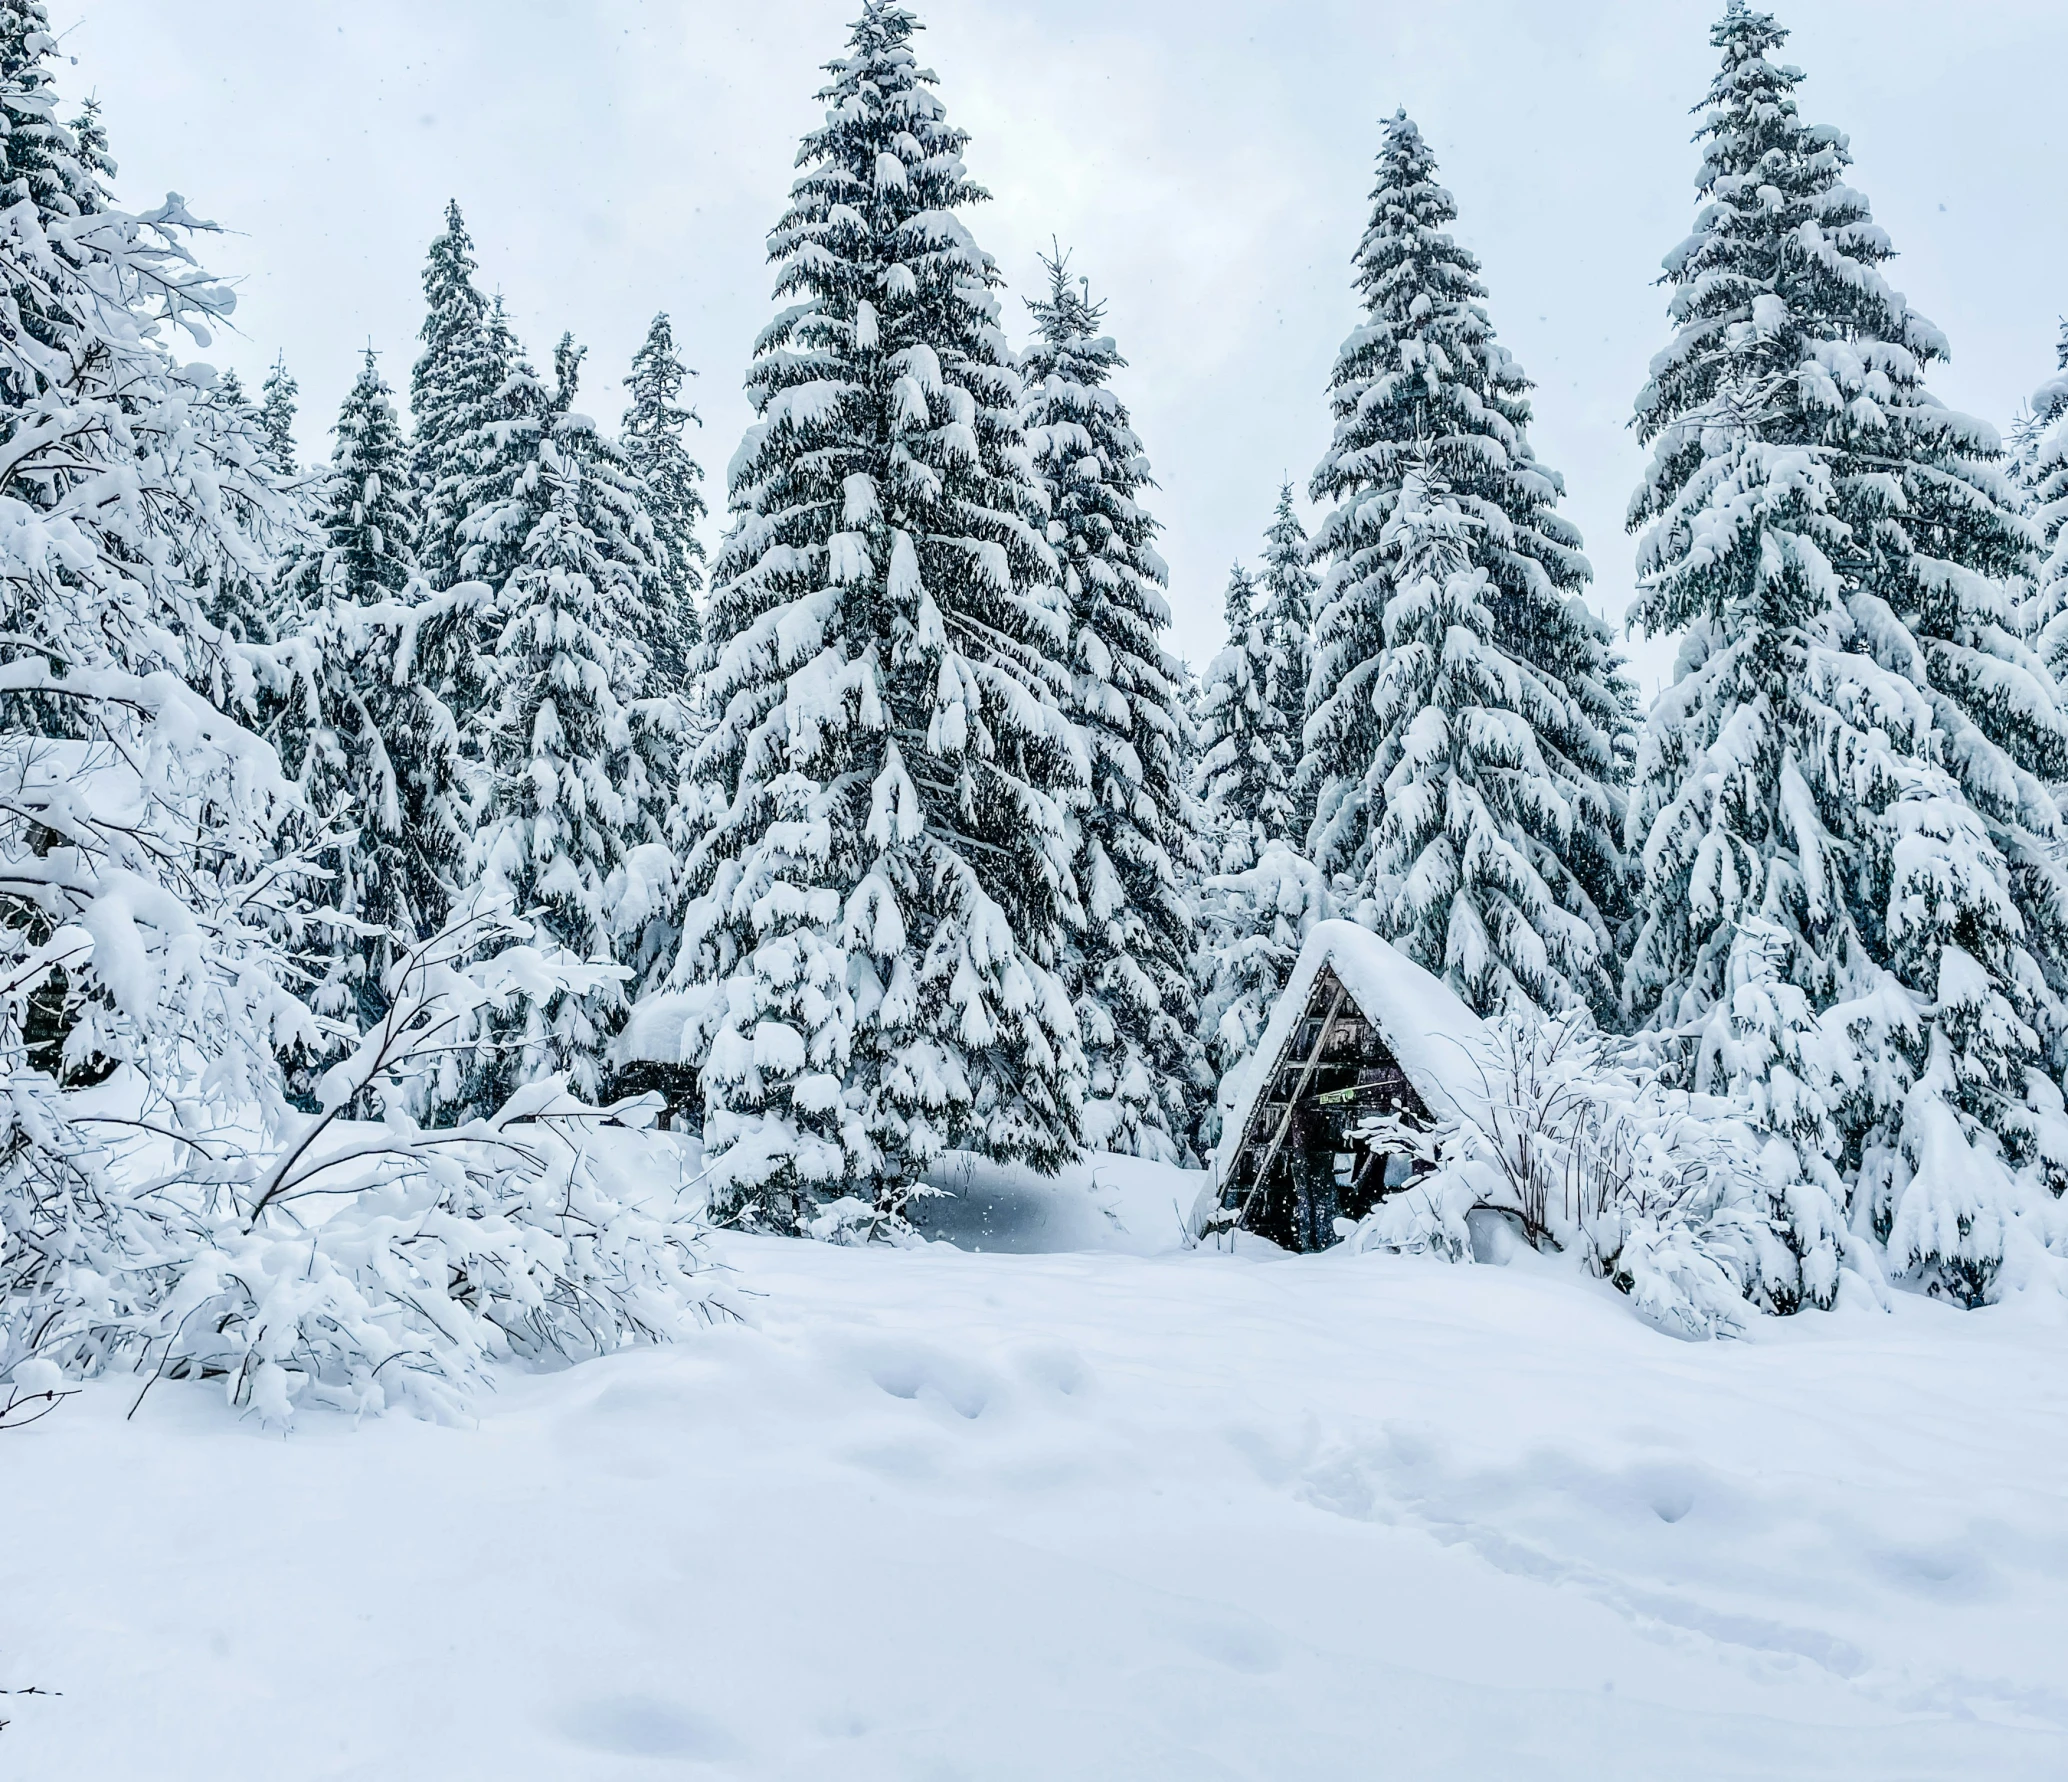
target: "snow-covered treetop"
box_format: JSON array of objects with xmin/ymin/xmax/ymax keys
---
[
  {"xmin": 0, "ymin": 3, "xmax": 110, "ymax": 234},
  {"xmin": 412, "ymin": 199, "xmax": 490, "ymax": 428},
  {"xmin": 1021, "ymin": 245, "xmax": 1176, "ymax": 675},
  {"xmin": 310, "ymin": 349, "xmax": 418, "ymax": 607},
  {"xmin": 260, "ymin": 353, "xmax": 298, "ymax": 477},
  {"xmin": 1310, "ymin": 108, "xmax": 1591, "ymax": 646},
  {"xmin": 1636, "ymin": 2, "xmax": 1944, "ymax": 452},
  {"xmin": 621, "ymin": 313, "xmax": 706, "ymax": 579},
  {"xmin": 1196, "ymin": 560, "xmax": 1294, "ymax": 871},
  {"xmin": 705, "ymin": 0, "xmax": 1064, "ymax": 800}
]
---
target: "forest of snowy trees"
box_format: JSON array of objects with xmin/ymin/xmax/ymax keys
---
[{"xmin": 4, "ymin": 0, "xmax": 2068, "ymax": 1423}]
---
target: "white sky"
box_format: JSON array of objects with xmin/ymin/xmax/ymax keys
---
[{"xmin": 46, "ymin": 0, "xmax": 2068, "ymax": 694}]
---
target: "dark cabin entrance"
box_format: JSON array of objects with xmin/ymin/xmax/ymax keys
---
[{"xmin": 1212, "ymin": 966, "xmax": 1437, "ymax": 1252}]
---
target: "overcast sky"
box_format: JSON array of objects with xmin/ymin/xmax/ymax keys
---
[{"xmin": 45, "ymin": 0, "xmax": 2068, "ymax": 691}]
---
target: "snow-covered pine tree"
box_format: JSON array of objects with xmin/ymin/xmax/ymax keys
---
[
  {"xmin": 260, "ymin": 352, "xmax": 298, "ymax": 477},
  {"xmin": 409, "ymin": 201, "xmax": 507, "ymax": 595},
  {"xmin": 1257, "ymin": 482, "xmax": 1316, "ymax": 812},
  {"xmin": 1194, "ymin": 562, "xmax": 1292, "ymax": 872},
  {"xmin": 682, "ymin": 1, "xmax": 1085, "ymax": 1229},
  {"xmin": 270, "ymin": 351, "xmax": 470, "ymax": 1026},
  {"xmin": 1021, "ymin": 249, "xmax": 1201, "ymax": 1160},
  {"xmin": 278, "ymin": 349, "xmax": 419, "ymax": 619},
  {"xmin": 2023, "ymin": 322, "xmax": 2068, "ymax": 673},
  {"xmin": 1357, "ymin": 462, "xmax": 1611, "ymax": 1014},
  {"xmin": 1189, "ymin": 540, "xmax": 1319, "ymax": 1153},
  {"xmin": 470, "ymin": 438, "xmax": 658, "ymax": 1105},
  {"xmin": 66, "ymin": 93, "xmax": 113, "ymax": 198},
  {"xmin": 621, "ymin": 312, "xmax": 708, "ymax": 690},
  {"xmin": 1303, "ymin": 110, "xmax": 1630, "ymax": 1016},
  {"xmin": 1626, "ymin": 2, "xmax": 2068, "ymax": 1307}
]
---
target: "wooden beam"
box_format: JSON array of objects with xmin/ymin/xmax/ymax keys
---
[{"xmin": 1234, "ymin": 980, "xmax": 1348, "ymax": 1239}]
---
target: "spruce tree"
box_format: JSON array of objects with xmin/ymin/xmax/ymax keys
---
[
  {"xmin": 1194, "ymin": 562, "xmax": 1292, "ymax": 872},
  {"xmin": 1257, "ymin": 482, "xmax": 1316, "ymax": 801},
  {"xmin": 260, "ymin": 353, "xmax": 298, "ymax": 478},
  {"xmin": 1626, "ymin": 3, "xmax": 2068, "ymax": 1307},
  {"xmin": 1302, "ymin": 111, "xmax": 1629, "ymax": 1016},
  {"xmin": 683, "ymin": 1, "xmax": 1085, "ymax": 1228},
  {"xmin": 1021, "ymin": 249, "xmax": 1201, "ymax": 1161},
  {"xmin": 621, "ymin": 312, "xmax": 708, "ymax": 688},
  {"xmin": 409, "ymin": 201, "xmax": 506, "ymax": 595},
  {"xmin": 66, "ymin": 94, "xmax": 113, "ymax": 201},
  {"xmin": 273, "ymin": 352, "xmax": 466, "ymax": 1025},
  {"xmin": 278, "ymin": 349, "xmax": 419, "ymax": 617},
  {"xmin": 2023, "ymin": 322, "xmax": 2068, "ymax": 673},
  {"xmin": 472, "ymin": 443, "xmax": 657, "ymax": 1104}
]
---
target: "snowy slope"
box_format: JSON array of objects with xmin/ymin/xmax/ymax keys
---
[{"xmin": 4, "ymin": 1158, "xmax": 2066, "ymax": 1780}]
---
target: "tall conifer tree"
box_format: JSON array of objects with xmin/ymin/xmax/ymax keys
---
[
  {"xmin": 1626, "ymin": 3, "xmax": 2068, "ymax": 1307},
  {"xmin": 259, "ymin": 353, "xmax": 298, "ymax": 478},
  {"xmin": 278, "ymin": 350, "xmax": 418, "ymax": 618},
  {"xmin": 1257, "ymin": 483, "xmax": 1316, "ymax": 791},
  {"xmin": 274, "ymin": 352, "xmax": 467, "ymax": 1024},
  {"xmin": 410, "ymin": 201, "xmax": 506, "ymax": 595},
  {"xmin": 1021, "ymin": 250, "xmax": 1201, "ymax": 1160},
  {"xmin": 621, "ymin": 312, "xmax": 708, "ymax": 689},
  {"xmin": 470, "ymin": 442, "xmax": 657, "ymax": 1104},
  {"xmin": 1195, "ymin": 563, "xmax": 1292, "ymax": 872},
  {"xmin": 1303, "ymin": 110, "xmax": 1629, "ymax": 1017},
  {"xmin": 682, "ymin": 2, "xmax": 1085, "ymax": 1229}
]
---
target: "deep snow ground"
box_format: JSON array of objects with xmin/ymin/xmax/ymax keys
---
[{"xmin": 5, "ymin": 1156, "xmax": 2067, "ymax": 1780}]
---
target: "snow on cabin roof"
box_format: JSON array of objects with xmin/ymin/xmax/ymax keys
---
[{"xmin": 1210, "ymin": 921, "xmax": 1494, "ymax": 1187}]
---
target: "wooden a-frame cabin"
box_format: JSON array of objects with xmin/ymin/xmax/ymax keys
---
[{"xmin": 1199, "ymin": 921, "xmax": 1491, "ymax": 1253}]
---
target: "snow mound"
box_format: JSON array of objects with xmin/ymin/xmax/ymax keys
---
[{"xmin": 908, "ymin": 1150, "xmax": 1202, "ymax": 1256}]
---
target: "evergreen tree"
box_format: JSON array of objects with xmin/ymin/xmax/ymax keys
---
[
  {"xmin": 66, "ymin": 94, "xmax": 113, "ymax": 200},
  {"xmin": 621, "ymin": 311, "xmax": 708, "ymax": 688},
  {"xmin": 2023, "ymin": 322, "xmax": 2068, "ymax": 671},
  {"xmin": 279, "ymin": 349, "xmax": 419, "ymax": 617},
  {"xmin": 1625, "ymin": 3, "xmax": 2068, "ymax": 1307},
  {"xmin": 1194, "ymin": 562, "xmax": 1293, "ymax": 872},
  {"xmin": 1021, "ymin": 249, "xmax": 1201, "ymax": 1161},
  {"xmin": 449, "ymin": 299, "xmax": 541, "ymax": 605},
  {"xmin": 409, "ymin": 201, "xmax": 506, "ymax": 594},
  {"xmin": 1257, "ymin": 481, "xmax": 1316, "ymax": 807},
  {"xmin": 259, "ymin": 353, "xmax": 298, "ymax": 477},
  {"xmin": 269, "ymin": 352, "xmax": 465, "ymax": 1027},
  {"xmin": 471, "ymin": 444, "xmax": 657, "ymax": 1104},
  {"xmin": 1303, "ymin": 111, "xmax": 1628, "ymax": 1016},
  {"xmin": 681, "ymin": 1, "xmax": 1085, "ymax": 1229}
]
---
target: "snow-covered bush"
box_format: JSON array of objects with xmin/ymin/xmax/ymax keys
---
[
  {"xmin": 1340, "ymin": 1013, "xmax": 1884, "ymax": 1339},
  {"xmin": 2, "ymin": 914, "xmax": 731, "ymax": 1425}
]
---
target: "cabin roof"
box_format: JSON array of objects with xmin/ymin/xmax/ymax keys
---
[{"xmin": 1210, "ymin": 921, "xmax": 1493, "ymax": 1186}]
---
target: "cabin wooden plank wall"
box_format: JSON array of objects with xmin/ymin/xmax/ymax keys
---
[{"xmin": 1217, "ymin": 967, "xmax": 1434, "ymax": 1252}]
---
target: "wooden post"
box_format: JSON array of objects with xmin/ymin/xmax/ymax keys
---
[{"xmin": 1235, "ymin": 980, "xmax": 1348, "ymax": 1240}]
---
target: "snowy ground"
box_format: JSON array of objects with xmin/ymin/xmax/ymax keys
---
[{"xmin": 6, "ymin": 1153, "xmax": 2067, "ymax": 1780}]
